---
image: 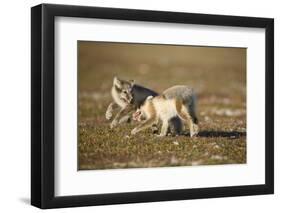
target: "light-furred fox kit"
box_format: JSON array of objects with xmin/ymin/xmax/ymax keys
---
[{"xmin": 132, "ymin": 86, "xmax": 199, "ymax": 137}]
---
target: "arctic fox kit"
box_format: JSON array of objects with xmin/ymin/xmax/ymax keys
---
[
  {"xmin": 105, "ymin": 77, "xmax": 158, "ymax": 128},
  {"xmin": 132, "ymin": 86, "xmax": 199, "ymax": 137}
]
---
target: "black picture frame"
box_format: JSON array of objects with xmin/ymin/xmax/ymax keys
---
[{"xmin": 31, "ymin": 3, "xmax": 274, "ymax": 209}]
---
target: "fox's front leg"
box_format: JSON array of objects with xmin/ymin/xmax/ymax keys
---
[
  {"xmin": 105, "ymin": 102, "xmax": 118, "ymax": 120},
  {"xmin": 158, "ymin": 121, "xmax": 169, "ymax": 137},
  {"xmin": 110, "ymin": 106, "xmax": 132, "ymax": 129},
  {"xmin": 131, "ymin": 118, "xmax": 156, "ymax": 135}
]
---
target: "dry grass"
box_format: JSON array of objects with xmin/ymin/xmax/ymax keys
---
[{"xmin": 78, "ymin": 41, "xmax": 246, "ymax": 170}]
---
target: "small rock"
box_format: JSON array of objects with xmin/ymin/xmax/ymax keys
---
[
  {"xmin": 170, "ymin": 156, "xmax": 179, "ymax": 164},
  {"xmin": 173, "ymin": 141, "xmax": 179, "ymax": 145},
  {"xmin": 213, "ymin": 144, "xmax": 220, "ymax": 149},
  {"xmin": 204, "ymin": 116, "xmax": 211, "ymax": 121},
  {"xmin": 211, "ymin": 155, "xmax": 227, "ymax": 160},
  {"xmin": 124, "ymin": 135, "xmax": 130, "ymax": 139}
]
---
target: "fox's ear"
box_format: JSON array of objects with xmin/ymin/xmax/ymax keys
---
[
  {"xmin": 113, "ymin": 76, "xmax": 122, "ymax": 88},
  {"xmin": 129, "ymin": 80, "xmax": 135, "ymax": 86}
]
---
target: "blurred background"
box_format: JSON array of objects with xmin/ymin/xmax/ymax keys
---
[{"xmin": 79, "ymin": 41, "xmax": 246, "ymax": 96}]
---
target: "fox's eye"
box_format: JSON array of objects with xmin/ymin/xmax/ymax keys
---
[{"xmin": 122, "ymin": 90, "xmax": 127, "ymax": 94}]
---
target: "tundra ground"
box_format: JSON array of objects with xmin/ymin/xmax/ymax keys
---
[{"xmin": 78, "ymin": 42, "xmax": 246, "ymax": 170}]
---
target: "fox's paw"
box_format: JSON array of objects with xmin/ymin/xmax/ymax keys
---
[
  {"xmin": 190, "ymin": 130, "xmax": 199, "ymax": 138},
  {"xmin": 131, "ymin": 128, "xmax": 138, "ymax": 135},
  {"xmin": 105, "ymin": 110, "xmax": 113, "ymax": 120},
  {"xmin": 190, "ymin": 132, "xmax": 198, "ymax": 138},
  {"xmin": 110, "ymin": 120, "xmax": 118, "ymax": 129},
  {"xmin": 190, "ymin": 124, "xmax": 199, "ymax": 137}
]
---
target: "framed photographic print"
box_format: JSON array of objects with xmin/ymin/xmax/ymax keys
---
[{"xmin": 31, "ymin": 3, "xmax": 274, "ymax": 209}]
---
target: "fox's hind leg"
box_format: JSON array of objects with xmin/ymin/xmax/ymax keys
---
[
  {"xmin": 168, "ymin": 117, "xmax": 182, "ymax": 136},
  {"xmin": 175, "ymin": 99, "xmax": 198, "ymax": 137},
  {"xmin": 119, "ymin": 115, "xmax": 131, "ymax": 124},
  {"xmin": 131, "ymin": 118, "xmax": 157, "ymax": 135},
  {"xmin": 186, "ymin": 101, "xmax": 199, "ymax": 137},
  {"xmin": 110, "ymin": 106, "xmax": 133, "ymax": 128}
]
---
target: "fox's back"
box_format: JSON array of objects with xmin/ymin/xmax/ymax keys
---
[{"xmin": 163, "ymin": 85, "xmax": 194, "ymax": 99}]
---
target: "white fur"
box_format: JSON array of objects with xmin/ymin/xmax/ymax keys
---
[
  {"xmin": 111, "ymin": 87, "xmax": 127, "ymax": 108},
  {"xmin": 153, "ymin": 99, "xmax": 178, "ymax": 122}
]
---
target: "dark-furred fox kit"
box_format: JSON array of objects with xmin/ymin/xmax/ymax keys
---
[{"xmin": 105, "ymin": 77, "xmax": 158, "ymax": 128}]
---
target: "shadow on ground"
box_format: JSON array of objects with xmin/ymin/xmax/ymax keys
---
[{"xmin": 198, "ymin": 131, "xmax": 246, "ymax": 138}]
